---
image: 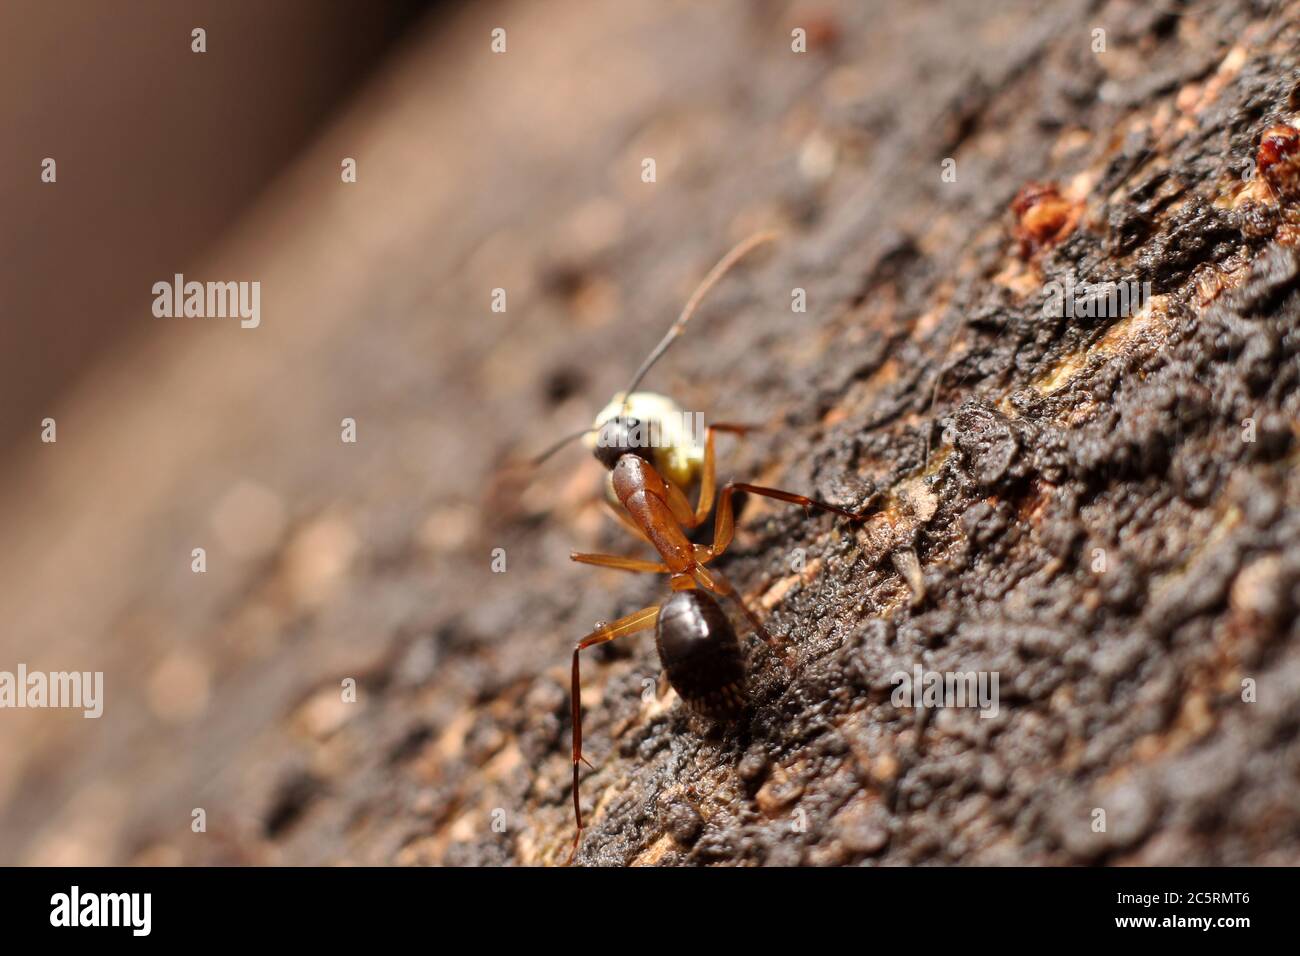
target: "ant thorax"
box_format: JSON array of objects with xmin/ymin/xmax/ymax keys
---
[{"xmin": 583, "ymin": 391, "xmax": 705, "ymax": 498}]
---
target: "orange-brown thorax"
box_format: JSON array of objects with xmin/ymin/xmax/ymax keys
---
[{"xmin": 610, "ymin": 454, "xmax": 695, "ymax": 572}]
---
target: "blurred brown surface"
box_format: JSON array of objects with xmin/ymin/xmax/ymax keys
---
[
  {"xmin": 0, "ymin": 0, "xmax": 430, "ymax": 459},
  {"xmin": 2, "ymin": 0, "xmax": 1300, "ymax": 866}
]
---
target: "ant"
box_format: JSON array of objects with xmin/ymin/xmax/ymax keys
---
[{"xmin": 532, "ymin": 231, "xmax": 875, "ymax": 858}]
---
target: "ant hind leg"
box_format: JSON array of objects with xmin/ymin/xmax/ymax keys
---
[{"xmin": 569, "ymin": 604, "xmax": 661, "ymax": 861}]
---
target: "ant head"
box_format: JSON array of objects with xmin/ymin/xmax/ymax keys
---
[
  {"xmin": 584, "ymin": 392, "xmax": 703, "ymax": 486},
  {"xmin": 591, "ymin": 416, "xmax": 656, "ymax": 471}
]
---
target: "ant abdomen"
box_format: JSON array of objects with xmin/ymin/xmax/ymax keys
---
[{"xmin": 655, "ymin": 590, "xmax": 747, "ymax": 719}]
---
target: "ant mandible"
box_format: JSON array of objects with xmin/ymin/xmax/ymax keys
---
[{"xmin": 532, "ymin": 231, "xmax": 874, "ymax": 857}]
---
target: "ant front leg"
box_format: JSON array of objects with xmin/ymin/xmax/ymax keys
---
[
  {"xmin": 570, "ymin": 552, "xmax": 669, "ymax": 574},
  {"xmin": 569, "ymin": 604, "xmax": 660, "ymax": 861},
  {"xmin": 707, "ymin": 481, "xmax": 873, "ymax": 559},
  {"xmin": 687, "ymin": 422, "xmax": 760, "ymax": 528}
]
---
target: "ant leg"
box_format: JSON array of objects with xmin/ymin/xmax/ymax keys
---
[
  {"xmin": 692, "ymin": 564, "xmax": 775, "ymax": 645},
  {"xmin": 707, "ymin": 482, "xmax": 873, "ymax": 559},
  {"xmin": 732, "ymin": 483, "xmax": 870, "ymax": 520},
  {"xmin": 686, "ymin": 422, "xmax": 759, "ymax": 527},
  {"xmin": 570, "ymin": 552, "xmax": 669, "ymax": 573},
  {"xmin": 570, "ymin": 605, "xmax": 661, "ymax": 858}
]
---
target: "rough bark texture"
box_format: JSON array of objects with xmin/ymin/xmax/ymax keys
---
[{"xmin": 3, "ymin": 0, "xmax": 1300, "ymax": 866}]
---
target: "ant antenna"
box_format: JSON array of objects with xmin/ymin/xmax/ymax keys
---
[
  {"xmin": 529, "ymin": 425, "xmax": 601, "ymax": 467},
  {"xmin": 619, "ymin": 230, "xmax": 778, "ymax": 410},
  {"xmin": 527, "ymin": 230, "xmax": 778, "ymax": 467}
]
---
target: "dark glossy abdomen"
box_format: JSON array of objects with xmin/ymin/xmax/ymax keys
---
[{"xmin": 655, "ymin": 590, "xmax": 746, "ymax": 718}]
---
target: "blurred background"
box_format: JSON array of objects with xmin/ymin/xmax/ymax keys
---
[
  {"xmin": 0, "ymin": 0, "xmax": 434, "ymax": 456},
  {"xmin": 0, "ymin": 0, "xmax": 469, "ymax": 863}
]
